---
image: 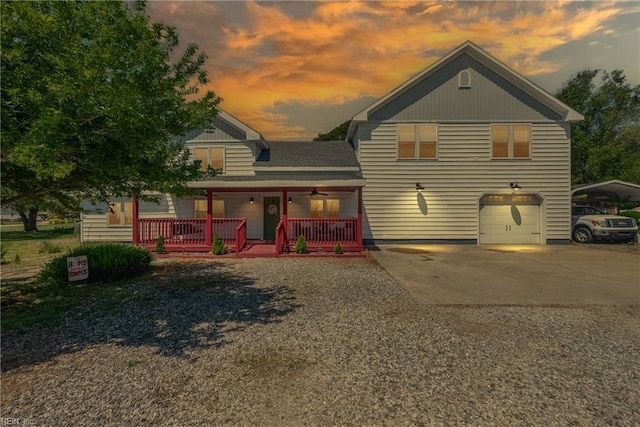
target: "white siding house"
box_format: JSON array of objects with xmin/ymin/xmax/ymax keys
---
[
  {"xmin": 80, "ymin": 111, "xmax": 365, "ymax": 252},
  {"xmin": 347, "ymin": 41, "xmax": 583, "ymax": 245},
  {"xmin": 81, "ymin": 41, "xmax": 583, "ymax": 250}
]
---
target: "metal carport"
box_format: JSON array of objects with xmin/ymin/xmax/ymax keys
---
[{"xmin": 572, "ymin": 180, "xmax": 640, "ymax": 205}]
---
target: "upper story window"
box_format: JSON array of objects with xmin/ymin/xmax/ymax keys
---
[
  {"xmin": 107, "ymin": 201, "xmax": 132, "ymax": 226},
  {"xmin": 194, "ymin": 199, "xmax": 225, "ymax": 218},
  {"xmin": 398, "ymin": 124, "xmax": 437, "ymax": 160},
  {"xmin": 492, "ymin": 124, "xmax": 531, "ymax": 159},
  {"xmin": 310, "ymin": 199, "xmax": 340, "ymax": 218},
  {"xmin": 194, "ymin": 147, "xmax": 224, "ymax": 172},
  {"xmin": 458, "ymin": 70, "xmax": 471, "ymax": 88}
]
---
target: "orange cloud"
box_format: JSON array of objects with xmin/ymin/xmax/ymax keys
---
[{"xmin": 148, "ymin": 1, "xmax": 636, "ymax": 139}]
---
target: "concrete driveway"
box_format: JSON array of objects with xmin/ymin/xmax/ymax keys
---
[{"xmin": 371, "ymin": 244, "xmax": 640, "ymax": 305}]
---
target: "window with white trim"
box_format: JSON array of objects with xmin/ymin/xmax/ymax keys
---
[
  {"xmin": 492, "ymin": 124, "xmax": 531, "ymax": 159},
  {"xmin": 107, "ymin": 201, "xmax": 132, "ymax": 226},
  {"xmin": 194, "ymin": 199, "xmax": 225, "ymax": 218},
  {"xmin": 309, "ymin": 199, "xmax": 340, "ymax": 218},
  {"xmin": 397, "ymin": 124, "xmax": 437, "ymax": 159},
  {"xmin": 194, "ymin": 147, "xmax": 224, "ymax": 172}
]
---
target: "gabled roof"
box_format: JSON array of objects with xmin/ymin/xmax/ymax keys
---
[
  {"xmin": 347, "ymin": 40, "xmax": 584, "ymax": 140},
  {"xmin": 255, "ymin": 141, "xmax": 360, "ymax": 169},
  {"xmin": 182, "ymin": 109, "xmax": 266, "ymax": 147},
  {"xmin": 216, "ymin": 109, "xmax": 264, "ymax": 141},
  {"xmin": 192, "ymin": 140, "xmax": 364, "ymax": 189}
]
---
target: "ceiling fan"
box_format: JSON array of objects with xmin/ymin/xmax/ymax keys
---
[{"xmin": 305, "ymin": 188, "xmax": 328, "ymax": 196}]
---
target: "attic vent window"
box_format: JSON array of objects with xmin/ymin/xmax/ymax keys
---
[{"xmin": 458, "ymin": 70, "xmax": 471, "ymax": 89}]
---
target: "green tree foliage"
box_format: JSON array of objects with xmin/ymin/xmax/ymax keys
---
[
  {"xmin": 1, "ymin": 0, "xmax": 221, "ymax": 231},
  {"xmin": 556, "ymin": 69, "xmax": 640, "ymax": 184},
  {"xmin": 314, "ymin": 120, "xmax": 351, "ymax": 141}
]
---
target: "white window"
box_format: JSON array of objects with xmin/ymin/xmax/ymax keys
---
[
  {"xmin": 492, "ymin": 124, "xmax": 531, "ymax": 159},
  {"xmin": 309, "ymin": 199, "xmax": 340, "ymax": 218},
  {"xmin": 107, "ymin": 201, "xmax": 132, "ymax": 226},
  {"xmin": 194, "ymin": 147, "xmax": 224, "ymax": 172},
  {"xmin": 397, "ymin": 124, "xmax": 437, "ymax": 159},
  {"xmin": 194, "ymin": 199, "xmax": 224, "ymax": 218}
]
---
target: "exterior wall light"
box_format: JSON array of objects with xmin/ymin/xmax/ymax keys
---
[
  {"xmin": 416, "ymin": 183, "xmax": 424, "ymax": 190},
  {"xmin": 509, "ymin": 182, "xmax": 522, "ymax": 190},
  {"xmin": 288, "ymin": 197, "xmax": 292, "ymax": 204},
  {"xmin": 249, "ymin": 197, "xmax": 254, "ymax": 203}
]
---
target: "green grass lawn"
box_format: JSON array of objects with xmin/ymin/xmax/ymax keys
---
[
  {"xmin": 1, "ymin": 222, "xmax": 81, "ymax": 272},
  {"xmin": 0, "ymin": 222, "xmax": 133, "ymax": 332}
]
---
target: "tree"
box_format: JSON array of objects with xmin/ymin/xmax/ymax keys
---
[
  {"xmin": 313, "ymin": 120, "xmax": 351, "ymax": 141},
  {"xmin": 556, "ymin": 69, "xmax": 640, "ymax": 184},
  {"xmin": 1, "ymin": 0, "xmax": 221, "ymax": 231}
]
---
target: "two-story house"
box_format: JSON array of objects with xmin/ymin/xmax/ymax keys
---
[
  {"xmin": 348, "ymin": 41, "xmax": 583, "ymax": 245},
  {"xmin": 81, "ymin": 41, "xmax": 582, "ymax": 252}
]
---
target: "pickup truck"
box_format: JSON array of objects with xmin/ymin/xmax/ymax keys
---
[{"xmin": 571, "ymin": 205, "xmax": 638, "ymax": 243}]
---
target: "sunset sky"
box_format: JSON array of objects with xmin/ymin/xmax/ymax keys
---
[{"xmin": 147, "ymin": 1, "xmax": 640, "ymax": 140}]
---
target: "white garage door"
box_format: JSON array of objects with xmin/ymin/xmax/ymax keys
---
[{"xmin": 479, "ymin": 204, "xmax": 541, "ymax": 244}]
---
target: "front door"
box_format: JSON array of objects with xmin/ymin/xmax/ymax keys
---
[{"xmin": 263, "ymin": 197, "xmax": 280, "ymax": 240}]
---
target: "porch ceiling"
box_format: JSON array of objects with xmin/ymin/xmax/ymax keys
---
[{"xmin": 190, "ymin": 171, "xmax": 365, "ymax": 190}]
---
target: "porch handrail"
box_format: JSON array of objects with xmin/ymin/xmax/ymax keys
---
[
  {"xmin": 137, "ymin": 218, "xmax": 244, "ymax": 249},
  {"xmin": 287, "ymin": 217, "xmax": 357, "ymax": 244},
  {"xmin": 137, "ymin": 218, "xmax": 207, "ymax": 246},
  {"xmin": 236, "ymin": 218, "xmax": 247, "ymax": 257},
  {"xmin": 275, "ymin": 219, "xmax": 288, "ymax": 255}
]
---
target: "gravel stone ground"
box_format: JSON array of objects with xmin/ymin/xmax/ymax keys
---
[{"xmin": 2, "ymin": 258, "xmax": 639, "ymax": 426}]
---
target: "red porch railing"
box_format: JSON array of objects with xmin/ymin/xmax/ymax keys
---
[
  {"xmin": 235, "ymin": 219, "xmax": 247, "ymax": 257},
  {"xmin": 138, "ymin": 218, "xmax": 206, "ymax": 247},
  {"xmin": 287, "ymin": 218, "xmax": 358, "ymax": 248},
  {"xmin": 275, "ymin": 219, "xmax": 288, "ymax": 256},
  {"xmin": 137, "ymin": 217, "xmax": 361, "ymax": 254},
  {"xmin": 211, "ymin": 218, "xmax": 245, "ymax": 245},
  {"xmin": 137, "ymin": 218, "xmax": 245, "ymax": 252}
]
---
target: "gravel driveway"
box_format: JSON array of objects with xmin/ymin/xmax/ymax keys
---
[{"xmin": 2, "ymin": 258, "xmax": 639, "ymax": 426}]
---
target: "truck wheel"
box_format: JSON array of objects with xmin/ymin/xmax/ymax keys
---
[{"xmin": 573, "ymin": 227, "xmax": 593, "ymax": 243}]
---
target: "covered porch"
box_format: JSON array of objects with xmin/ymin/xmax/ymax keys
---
[{"xmin": 132, "ymin": 186, "xmax": 364, "ymax": 255}]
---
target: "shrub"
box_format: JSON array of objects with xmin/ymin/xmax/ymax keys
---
[
  {"xmin": 39, "ymin": 241, "xmax": 63, "ymax": 254},
  {"xmin": 294, "ymin": 235, "xmax": 308, "ymax": 254},
  {"xmin": 333, "ymin": 242, "xmax": 344, "ymax": 254},
  {"xmin": 155, "ymin": 235, "xmax": 165, "ymax": 253},
  {"xmin": 14, "ymin": 253, "xmax": 21, "ymax": 263},
  {"xmin": 619, "ymin": 211, "xmax": 640, "ymax": 221},
  {"xmin": 39, "ymin": 244, "xmax": 152, "ymax": 285},
  {"xmin": 212, "ymin": 233, "xmax": 227, "ymax": 255},
  {"xmin": 1, "ymin": 246, "xmax": 7, "ymax": 264}
]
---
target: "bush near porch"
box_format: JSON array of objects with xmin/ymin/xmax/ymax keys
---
[{"xmin": 39, "ymin": 244, "xmax": 152, "ymax": 285}]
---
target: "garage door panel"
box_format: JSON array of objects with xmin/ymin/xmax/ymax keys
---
[{"xmin": 479, "ymin": 204, "xmax": 540, "ymax": 244}]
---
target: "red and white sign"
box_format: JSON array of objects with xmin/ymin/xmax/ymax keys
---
[{"xmin": 67, "ymin": 256, "xmax": 89, "ymax": 282}]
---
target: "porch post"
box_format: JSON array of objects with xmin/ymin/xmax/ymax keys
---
[
  {"xmin": 206, "ymin": 189, "xmax": 213, "ymax": 247},
  {"xmin": 132, "ymin": 195, "xmax": 139, "ymax": 245},
  {"xmin": 357, "ymin": 187, "xmax": 363, "ymax": 246},
  {"xmin": 282, "ymin": 188, "xmax": 288, "ymax": 222}
]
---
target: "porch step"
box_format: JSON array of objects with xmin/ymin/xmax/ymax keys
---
[{"xmin": 237, "ymin": 244, "xmax": 277, "ymax": 258}]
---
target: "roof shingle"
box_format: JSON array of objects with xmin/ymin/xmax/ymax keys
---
[{"xmin": 255, "ymin": 141, "xmax": 359, "ymax": 167}]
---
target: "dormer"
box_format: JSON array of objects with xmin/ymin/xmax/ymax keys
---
[{"xmin": 184, "ymin": 109, "xmax": 267, "ymax": 176}]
